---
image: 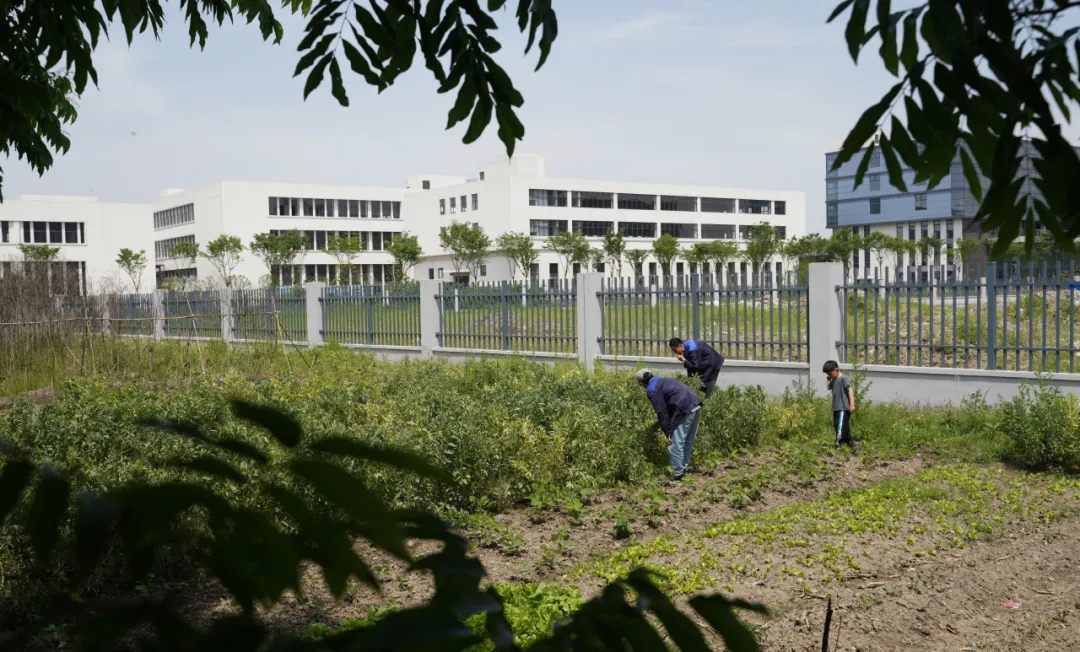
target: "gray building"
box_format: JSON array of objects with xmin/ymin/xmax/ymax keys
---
[{"xmin": 825, "ymin": 140, "xmax": 1075, "ymax": 280}]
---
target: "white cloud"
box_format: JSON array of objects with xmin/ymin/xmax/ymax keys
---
[{"xmin": 597, "ymin": 11, "xmax": 688, "ymax": 41}]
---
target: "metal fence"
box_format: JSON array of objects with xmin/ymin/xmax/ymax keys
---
[
  {"xmin": 838, "ymin": 263, "xmax": 1080, "ymax": 372},
  {"xmin": 111, "ymin": 293, "xmax": 156, "ymax": 337},
  {"xmin": 230, "ymin": 287, "xmax": 306, "ymax": 342},
  {"xmin": 598, "ymin": 275, "xmax": 809, "ymax": 361},
  {"xmin": 164, "ymin": 291, "xmax": 223, "ymax": 339},
  {"xmin": 436, "ymin": 280, "xmax": 577, "ymax": 353},
  {"xmin": 322, "ymin": 283, "xmax": 421, "ymax": 347}
]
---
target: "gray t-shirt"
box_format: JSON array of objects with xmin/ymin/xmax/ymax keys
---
[{"xmin": 830, "ymin": 374, "xmax": 852, "ymax": 411}]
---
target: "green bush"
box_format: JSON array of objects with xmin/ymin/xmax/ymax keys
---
[{"xmin": 1000, "ymin": 383, "xmax": 1080, "ymax": 471}]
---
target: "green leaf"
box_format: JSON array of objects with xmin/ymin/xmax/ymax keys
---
[
  {"xmin": 446, "ymin": 71, "xmax": 478, "ymax": 129},
  {"xmin": 342, "ymin": 39, "xmax": 385, "ymax": 88},
  {"xmin": 0, "ymin": 460, "xmax": 34, "ymax": 527},
  {"xmin": 462, "ymin": 92, "xmax": 493, "ymax": 145},
  {"xmin": 294, "ymin": 34, "xmax": 335, "ymax": 77},
  {"xmin": 290, "ymin": 458, "xmax": 407, "ymax": 558},
  {"xmin": 878, "ymin": 135, "xmax": 907, "ymax": 192},
  {"xmin": 888, "ymin": 116, "xmax": 919, "ymax": 166},
  {"xmin": 899, "ymin": 9, "xmax": 920, "ymax": 71},
  {"xmin": 877, "ymin": 0, "xmax": 897, "ymax": 75},
  {"xmin": 231, "ymin": 402, "xmax": 302, "ymax": 448},
  {"xmin": 959, "ymin": 146, "xmax": 984, "ymax": 202},
  {"xmin": 827, "ymin": 0, "xmax": 857, "ymax": 23},
  {"xmin": 690, "ymin": 595, "xmax": 767, "ymax": 652},
  {"xmin": 141, "ymin": 418, "xmax": 271, "ymax": 464},
  {"xmin": 328, "ymin": 58, "xmax": 349, "ymax": 106},
  {"xmin": 844, "ymin": 0, "xmax": 872, "ymax": 62},
  {"xmin": 27, "ymin": 467, "xmax": 71, "ymax": 564},
  {"xmin": 834, "ymin": 80, "xmax": 903, "ymax": 170},
  {"xmin": 304, "ymin": 54, "xmax": 333, "ymax": 100},
  {"xmin": 308, "ymin": 437, "xmax": 453, "ymax": 483}
]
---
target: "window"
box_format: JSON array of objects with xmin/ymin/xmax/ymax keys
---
[
  {"xmin": 676, "ymin": 262, "xmax": 684, "ymax": 276},
  {"xmin": 739, "ymin": 199, "xmax": 772, "ymax": 214},
  {"xmin": 33, "ymin": 222, "xmax": 47, "ymax": 243},
  {"xmin": 21, "ymin": 222, "xmax": 30, "ymax": 243},
  {"xmin": 738, "ymin": 225, "xmax": 753, "ymax": 240},
  {"xmin": 429, "ymin": 268, "xmax": 435, "ymax": 279},
  {"xmin": 549, "ymin": 263, "xmax": 558, "ymax": 278},
  {"xmin": 826, "ymin": 202, "xmax": 838, "ymax": 228},
  {"xmin": 529, "ymin": 220, "xmax": 568, "ymax": 237},
  {"xmin": 338, "ymin": 199, "xmax": 349, "ymax": 217},
  {"xmin": 381, "ymin": 201, "xmax": 392, "ymax": 218},
  {"xmin": 471, "ymin": 194, "xmax": 478, "ymax": 211},
  {"xmin": 154, "ymin": 234, "xmax": 196, "ymax": 260},
  {"xmin": 774, "ymin": 201, "xmax": 786, "ymax": 215},
  {"xmin": 372, "ymin": 232, "xmax": 383, "ymax": 251},
  {"xmin": 480, "ymin": 264, "xmax": 487, "ymax": 277},
  {"xmin": 701, "ymin": 224, "xmax": 735, "ymax": 239},
  {"xmin": 393, "ymin": 201, "xmax": 401, "ymax": 218},
  {"xmin": 869, "ymin": 174, "xmax": 881, "ymax": 191},
  {"xmin": 480, "ymin": 172, "xmax": 485, "ymax": 180},
  {"xmin": 303, "ymin": 198, "xmax": 314, "ymax": 217},
  {"xmin": 921, "ymin": 221, "xmax": 928, "ymax": 238},
  {"xmin": 660, "ymin": 195, "xmax": 697, "ymax": 212},
  {"xmin": 291, "ymin": 198, "xmax": 300, "ymax": 216},
  {"xmin": 933, "ymin": 220, "xmax": 941, "ymax": 238},
  {"xmin": 826, "ymin": 180, "xmax": 838, "ymax": 199},
  {"xmin": 572, "ymin": 191, "xmax": 614, "ymax": 208},
  {"xmin": 360, "ymin": 200, "xmax": 369, "ymax": 218},
  {"xmin": 440, "ymin": 199, "xmax": 446, "ymax": 215},
  {"xmin": 269, "ymin": 197, "xmax": 278, "ymax": 215},
  {"xmin": 660, "ymin": 223, "xmax": 696, "ymax": 239},
  {"xmin": 348, "ymin": 200, "xmax": 359, "ymax": 218},
  {"xmin": 619, "ymin": 222, "xmax": 656, "ymax": 238},
  {"xmin": 573, "ymin": 221, "xmax": 614, "ymax": 237},
  {"xmin": 915, "ymin": 193, "xmax": 927, "ymax": 210},
  {"xmin": 450, "ymin": 197, "xmax": 456, "ymax": 214},
  {"xmin": 896, "ymin": 223, "xmax": 904, "ymax": 239},
  {"xmin": 909, "ymin": 223, "xmax": 916, "ymax": 241},
  {"xmin": 460, "ymin": 195, "xmax": 467, "ymax": 212},
  {"xmin": 372, "ymin": 201, "xmax": 381, "ymax": 218},
  {"xmin": 869, "ymin": 198, "xmax": 881, "ymax": 214},
  {"xmin": 48, "ymin": 222, "xmax": 62, "ymax": 244},
  {"xmin": 775, "ymin": 226, "xmax": 787, "ymax": 240},
  {"xmin": 315, "ymin": 231, "xmax": 327, "ymax": 250},
  {"xmin": 422, "ymin": 180, "xmax": 431, "ymax": 190},
  {"xmin": 618, "ymin": 193, "xmax": 656, "ymax": 210},
  {"xmin": 438, "ymin": 268, "xmax": 444, "ymax": 279},
  {"xmin": 869, "ymin": 149, "xmax": 881, "ymax": 167},
  {"xmin": 700, "ymin": 197, "xmax": 736, "ymax": 213},
  {"xmin": 0, "ymin": 221, "xmax": 7, "ymax": 243},
  {"xmin": 153, "ymin": 203, "xmax": 195, "ymax": 229},
  {"xmin": 529, "ymin": 189, "xmax": 568, "ymax": 207},
  {"xmin": 530, "ymin": 263, "xmax": 539, "ymax": 280},
  {"xmin": 326, "ymin": 199, "xmax": 335, "ymax": 217}
]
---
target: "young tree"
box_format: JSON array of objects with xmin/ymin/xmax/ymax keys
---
[
  {"xmin": 0, "ymin": 3, "xmax": 559, "ymax": 202},
  {"xmin": 953, "ymin": 237, "xmax": 984, "ymax": 280},
  {"xmin": 19, "ymin": 244, "xmax": 60, "ymax": 262},
  {"xmin": 251, "ymin": 231, "xmax": 305, "ymax": 287},
  {"xmin": 917, "ymin": 236, "xmax": 944, "ymax": 270},
  {"xmin": 781, "ymin": 235, "xmax": 827, "ymax": 282},
  {"xmin": 546, "ymin": 231, "xmax": 590, "ymax": 278},
  {"xmin": 589, "ymin": 247, "xmax": 606, "ymax": 273},
  {"xmin": 707, "ymin": 241, "xmax": 740, "ymax": 285},
  {"xmin": 116, "ymin": 248, "xmax": 148, "ymax": 293},
  {"xmin": 625, "ymin": 249, "xmax": 650, "ymax": 280},
  {"xmin": 201, "ymin": 235, "xmax": 244, "ymax": 288},
  {"xmin": 741, "ymin": 222, "xmax": 781, "ymax": 285},
  {"xmin": 830, "ymin": 0, "xmax": 1080, "ymax": 254},
  {"xmin": 601, "ymin": 229, "xmax": 626, "ymax": 278},
  {"xmin": 326, "ymin": 234, "xmax": 365, "ymax": 285},
  {"xmin": 683, "ymin": 242, "xmax": 713, "ymax": 276},
  {"xmin": 169, "ymin": 241, "xmax": 200, "ymax": 290},
  {"xmin": 863, "ymin": 231, "xmax": 890, "ymax": 279},
  {"xmin": 826, "ymin": 228, "xmax": 861, "ymax": 281},
  {"xmin": 495, "ymin": 232, "xmax": 537, "ymax": 282},
  {"xmin": 439, "ymin": 221, "xmax": 490, "ymax": 282},
  {"xmin": 651, "ymin": 234, "xmax": 680, "ymax": 279},
  {"xmin": 386, "ymin": 232, "xmax": 423, "ymax": 281}
]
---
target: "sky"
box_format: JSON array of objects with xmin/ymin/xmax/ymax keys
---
[{"xmin": 6, "ymin": 0, "xmax": 1073, "ymax": 234}]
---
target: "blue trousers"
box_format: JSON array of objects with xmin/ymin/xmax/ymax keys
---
[{"xmin": 668, "ymin": 407, "xmax": 702, "ymax": 477}]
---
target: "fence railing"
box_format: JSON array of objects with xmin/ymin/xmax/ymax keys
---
[
  {"xmin": 164, "ymin": 291, "xmax": 223, "ymax": 340},
  {"xmin": 838, "ymin": 263, "xmax": 1080, "ymax": 372},
  {"xmin": 322, "ymin": 283, "xmax": 421, "ymax": 347},
  {"xmin": 230, "ymin": 287, "xmax": 306, "ymax": 343},
  {"xmin": 598, "ymin": 275, "xmax": 809, "ymax": 362},
  {"xmin": 435, "ymin": 280, "xmax": 577, "ymax": 353}
]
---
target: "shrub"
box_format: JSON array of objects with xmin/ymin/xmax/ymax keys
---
[{"xmin": 999, "ymin": 383, "xmax": 1080, "ymax": 471}]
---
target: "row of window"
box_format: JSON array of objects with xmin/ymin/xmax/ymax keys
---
[
  {"xmin": 0, "ymin": 261, "xmax": 86, "ymax": 294},
  {"xmin": 529, "ymin": 220, "xmax": 787, "ymax": 240},
  {"xmin": 867, "ymin": 193, "xmax": 929, "ymax": 215},
  {"xmin": 427, "ymin": 264, "xmax": 489, "ymax": 280},
  {"xmin": 430, "ymin": 261, "xmax": 786, "ymax": 283},
  {"xmin": 0, "ymin": 221, "xmax": 87, "ymax": 245},
  {"xmin": 438, "ymin": 194, "xmax": 480, "ymax": 215},
  {"xmin": 267, "ymin": 229, "xmax": 399, "ymax": 252},
  {"xmin": 527, "ymin": 190, "xmax": 786, "ymax": 215},
  {"xmin": 273, "ymin": 263, "xmax": 397, "ymax": 285},
  {"xmin": 155, "ymin": 235, "xmax": 196, "ymax": 260},
  {"xmin": 269, "ymin": 197, "xmax": 402, "ymax": 219},
  {"xmin": 154, "ymin": 203, "xmax": 195, "ymax": 230}
]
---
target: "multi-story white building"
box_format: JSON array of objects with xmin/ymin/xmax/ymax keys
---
[
  {"xmin": 0, "ymin": 194, "xmax": 154, "ymax": 292},
  {"xmin": 405, "ymin": 155, "xmax": 806, "ymax": 284},
  {"xmin": 0, "ymin": 155, "xmax": 806, "ymax": 292}
]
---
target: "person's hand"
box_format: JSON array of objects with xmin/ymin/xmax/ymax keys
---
[
  {"xmin": 676, "ymin": 354, "xmax": 685, "ymax": 362},
  {"xmin": 666, "ymin": 435, "xmax": 672, "ymax": 445},
  {"xmin": 849, "ymin": 404, "xmax": 856, "ymax": 413}
]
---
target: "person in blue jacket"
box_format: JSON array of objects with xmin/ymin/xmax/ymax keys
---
[
  {"xmin": 668, "ymin": 337, "xmax": 725, "ymax": 397},
  {"xmin": 638, "ymin": 368, "xmax": 702, "ymax": 481}
]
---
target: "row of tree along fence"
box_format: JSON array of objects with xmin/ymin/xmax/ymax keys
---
[{"xmin": 3, "ymin": 264, "xmax": 1079, "ymax": 372}]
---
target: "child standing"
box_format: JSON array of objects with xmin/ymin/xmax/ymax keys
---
[{"xmin": 822, "ymin": 360, "xmax": 857, "ymax": 449}]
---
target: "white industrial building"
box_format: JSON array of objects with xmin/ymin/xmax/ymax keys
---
[{"xmin": 0, "ymin": 155, "xmax": 806, "ymax": 292}]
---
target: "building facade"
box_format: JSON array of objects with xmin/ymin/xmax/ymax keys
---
[
  {"xmin": 1, "ymin": 155, "xmax": 806, "ymax": 292},
  {"xmin": 825, "ymin": 140, "xmax": 1080, "ymax": 280},
  {"xmin": 406, "ymin": 155, "xmax": 806, "ymax": 285}
]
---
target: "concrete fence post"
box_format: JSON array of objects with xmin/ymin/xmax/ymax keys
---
[
  {"xmin": 101, "ymin": 301, "xmax": 112, "ymax": 335},
  {"xmin": 419, "ymin": 279, "xmax": 441, "ymax": 358},
  {"xmin": 152, "ymin": 290, "xmax": 165, "ymax": 341},
  {"xmin": 219, "ymin": 288, "xmax": 233, "ymax": 345},
  {"xmin": 808, "ymin": 262, "xmax": 845, "ymax": 374},
  {"xmin": 304, "ymin": 282, "xmax": 326, "ymax": 348},
  {"xmin": 576, "ymin": 272, "xmax": 604, "ymax": 370}
]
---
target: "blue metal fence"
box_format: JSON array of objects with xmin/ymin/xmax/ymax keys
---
[
  {"xmin": 322, "ymin": 283, "xmax": 421, "ymax": 347},
  {"xmin": 436, "ymin": 280, "xmax": 577, "ymax": 353},
  {"xmin": 230, "ymin": 287, "xmax": 306, "ymax": 342},
  {"xmin": 112, "ymin": 293, "xmax": 156, "ymax": 337},
  {"xmin": 598, "ymin": 275, "xmax": 809, "ymax": 361},
  {"xmin": 163, "ymin": 291, "xmax": 223, "ymax": 339}
]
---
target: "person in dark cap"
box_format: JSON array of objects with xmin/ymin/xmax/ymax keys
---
[
  {"xmin": 637, "ymin": 368, "xmax": 702, "ymax": 481},
  {"xmin": 668, "ymin": 337, "xmax": 724, "ymax": 397}
]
